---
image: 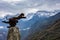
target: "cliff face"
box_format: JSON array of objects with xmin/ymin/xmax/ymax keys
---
[
  {"xmin": 25, "ymin": 19, "xmax": 60, "ymax": 40},
  {"xmin": 7, "ymin": 27, "xmax": 20, "ymax": 40}
]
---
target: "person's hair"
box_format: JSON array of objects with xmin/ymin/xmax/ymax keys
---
[{"xmin": 20, "ymin": 13, "xmax": 24, "ymax": 16}]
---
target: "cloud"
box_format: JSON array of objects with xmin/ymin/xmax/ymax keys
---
[
  {"xmin": 20, "ymin": 27, "xmax": 30, "ymax": 31},
  {"xmin": 1, "ymin": 0, "xmax": 25, "ymax": 3},
  {"xmin": 0, "ymin": 0, "xmax": 60, "ymax": 18},
  {"xmin": 2, "ymin": 0, "xmax": 22, "ymax": 2},
  {"xmin": 0, "ymin": 11, "xmax": 14, "ymax": 18},
  {"xmin": 0, "ymin": 26, "xmax": 4, "ymax": 29}
]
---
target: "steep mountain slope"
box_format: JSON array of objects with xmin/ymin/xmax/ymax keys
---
[
  {"xmin": 0, "ymin": 11, "xmax": 60, "ymax": 40},
  {"xmin": 39, "ymin": 19, "xmax": 60, "ymax": 40},
  {"xmin": 0, "ymin": 28, "xmax": 8, "ymax": 40},
  {"xmin": 28, "ymin": 12, "xmax": 60, "ymax": 35},
  {"xmin": 25, "ymin": 18, "xmax": 60, "ymax": 40},
  {"xmin": 24, "ymin": 12, "xmax": 60, "ymax": 40}
]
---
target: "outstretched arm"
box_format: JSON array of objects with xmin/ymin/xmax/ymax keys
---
[
  {"xmin": 2, "ymin": 21, "xmax": 9, "ymax": 24},
  {"xmin": 13, "ymin": 17, "xmax": 26, "ymax": 20},
  {"xmin": 16, "ymin": 13, "xmax": 26, "ymax": 20},
  {"xmin": 21, "ymin": 17, "xmax": 26, "ymax": 18},
  {"xmin": 13, "ymin": 13, "xmax": 26, "ymax": 20}
]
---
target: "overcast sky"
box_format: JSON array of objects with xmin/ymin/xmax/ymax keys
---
[{"xmin": 0, "ymin": 0, "xmax": 60, "ymax": 18}]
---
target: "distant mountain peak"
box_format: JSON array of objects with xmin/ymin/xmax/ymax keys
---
[
  {"xmin": 35, "ymin": 10, "xmax": 58, "ymax": 17},
  {"xmin": 21, "ymin": 10, "xmax": 60, "ymax": 21}
]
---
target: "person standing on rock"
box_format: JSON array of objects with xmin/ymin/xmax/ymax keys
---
[
  {"xmin": 2, "ymin": 13, "xmax": 26, "ymax": 28},
  {"xmin": 2, "ymin": 13, "xmax": 26, "ymax": 40}
]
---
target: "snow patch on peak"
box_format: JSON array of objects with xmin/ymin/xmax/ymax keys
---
[
  {"xmin": 36, "ymin": 11, "xmax": 58, "ymax": 17},
  {"xmin": 21, "ymin": 10, "xmax": 60, "ymax": 21}
]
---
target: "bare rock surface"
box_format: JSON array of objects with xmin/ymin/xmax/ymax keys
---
[{"xmin": 7, "ymin": 27, "xmax": 20, "ymax": 40}]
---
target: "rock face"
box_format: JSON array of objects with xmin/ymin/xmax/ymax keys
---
[{"xmin": 7, "ymin": 27, "xmax": 20, "ymax": 40}]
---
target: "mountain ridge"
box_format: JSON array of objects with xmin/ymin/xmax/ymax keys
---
[
  {"xmin": 24, "ymin": 12, "xmax": 60, "ymax": 40},
  {"xmin": 25, "ymin": 18, "xmax": 60, "ymax": 40}
]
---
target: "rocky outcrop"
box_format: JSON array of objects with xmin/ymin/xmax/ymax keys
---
[{"xmin": 7, "ymin": 27, "xmax": 20, "ymax": 40}]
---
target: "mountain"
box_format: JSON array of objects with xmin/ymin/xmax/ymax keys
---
[
  {"xmin": 0, "ymin": 28, "xmax": 8, "ymax": 40},
  {"xmin": 24, "ymin": 16, "xmax": 60, "ymax": 40},
  {"xmin": 19, "ymin": 11, "xmax": 56, "ymax": 40},
  {"xmin": 39, "ymin": 19, "xmax": 60, "ymax": 40},
  {"xmin": 28, "ymin": 12, "xmax": 60, "ymax": 34},
  {"xmin": 24, "ymin": 12, "xmax": 60, "ymax": 40},
  {"xmin": 0, "ymin": 10, "xmax": 60, "ymax": 40},
  {"xmin": 19, "ymin": 13, "xmax": 40, "ymax": 40}
]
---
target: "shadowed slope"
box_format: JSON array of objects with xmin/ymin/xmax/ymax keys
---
[{"xmin": 25, "ymin": 19, "xmax": 60, "ymax": 40}]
